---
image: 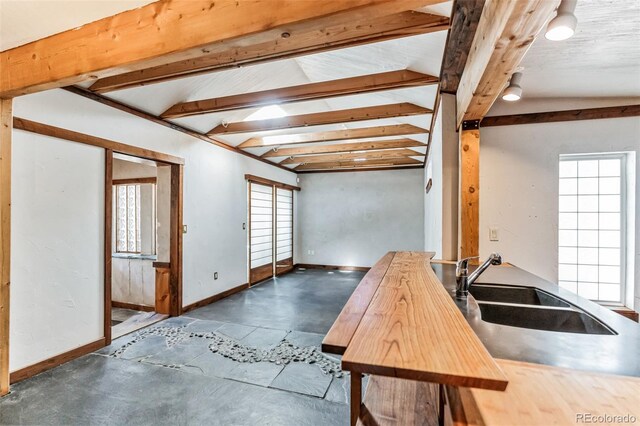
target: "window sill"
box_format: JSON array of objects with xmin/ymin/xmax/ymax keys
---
[{"xmin": 112, "ymin": 253, "xmax": 157, "ymax": 261}]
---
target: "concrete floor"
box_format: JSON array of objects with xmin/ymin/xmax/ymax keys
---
[{"xmin": 0, "ymin": 268, "xmax": 366, "ymax": 425}]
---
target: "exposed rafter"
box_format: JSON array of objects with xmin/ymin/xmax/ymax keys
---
[
  {"xmin": 294, "ymin": 156, "xmax": 422, "ymax": 171},
  {"xmin": 161, "ymin": 70, "xmax": 438, "ymax": 119},
  {"xmin": 456, "ymin": 0, "xmax": 559, "ymax": 126},
  {"xmin": 0, "ymin": 0, "xmax": 448, "ymax": 98},
  {"xmin": 239, "ymin": 124, "xmax": 428, "ymax": 148},
  {"xmin": 481, "ymin": 105, "xmax": 640, "ymax": 127},
  {"xmin": 209, "ymin": 103, "xmax": 432, "ymax": 135},
  {"xmin": 261, "ymin": 139, "xmax": 426, "ymax": 158},
  {"xmin": 280, "ymin": 148, "xmax": 423, "ymax": 165},
  {"xmin": 89, "ymin": 11, "xmax": 449, "ymax": 93}
]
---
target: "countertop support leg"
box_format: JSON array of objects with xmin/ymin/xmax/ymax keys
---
[{"xmin": 350, "ymin": 372, "xmax": 362, "ymax": 426}]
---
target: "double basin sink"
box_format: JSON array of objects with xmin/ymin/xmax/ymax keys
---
[{"xmin": 469, "ymin": 284, "xmax": 616, "ymax": 335}]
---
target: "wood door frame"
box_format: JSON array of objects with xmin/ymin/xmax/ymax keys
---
[{"xmin": 104, "ymin": 151, "xmax": 183, "ymax": 345}]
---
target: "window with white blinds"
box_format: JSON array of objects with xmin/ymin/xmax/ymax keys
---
[
  {"xmin": 276, "ymin": 188, "xmax": 293, "ymax": 264},
  {"xmin": 249, "ymin": 183, "xmax": 273, "ymax": 269}
]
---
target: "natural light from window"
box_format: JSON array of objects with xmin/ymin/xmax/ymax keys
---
[
  {"xmin": 243, "ymin": 105, "xmax": 288, "ymax": 121},
  {"xmin": 558, "ymin": 154, "xmax": 627, "ymax": 303}
]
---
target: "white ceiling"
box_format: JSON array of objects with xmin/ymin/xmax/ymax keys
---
[
  {"xmin": 518, "ymin": 0, "xmax": 640, "ymax": 98},
  {"xmin": 0, "ymin": 0, "xmax": 154, "ymax": 51}
]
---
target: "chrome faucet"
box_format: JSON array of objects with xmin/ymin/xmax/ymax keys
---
[{"xmin": 456, "ymin": 253, "xmax": 502, "ymax": 299}]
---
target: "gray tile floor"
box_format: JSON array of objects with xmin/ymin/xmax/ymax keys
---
[{"xmin": 0, "ymin": 268, "xmax": 366, "ymax": 425}]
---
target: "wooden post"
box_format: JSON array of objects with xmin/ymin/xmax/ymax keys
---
[
  {"xmin": 169, "ymin": 164, "xmax": 183, "ymax": 317},
  {"xmin": 459, "ymin": 120, "xmax": 480, "ymax": 259},
  {"xmin": 104, "ymin": 150, "xmax": 113, "ymax": 346},
  {"xmin": 0, "ymin": 98, "xmax": 12, "ymax": 396},
  {"xmin": 350, "ymin": 372, "xmax": 363, "ymax": 426}
]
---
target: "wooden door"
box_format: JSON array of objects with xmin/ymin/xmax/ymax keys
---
[
  {"xmin": 275, "ymin": 188, "xmax": 294, "ymax": 275},
  {"xmin": 249, "ymin": 182, "xmax": 274, "ymax": 285}
]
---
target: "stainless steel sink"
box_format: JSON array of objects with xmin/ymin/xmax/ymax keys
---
[
  {"xmin": 468, "ymin": 283, "xmax": 615, "ymax": 335},
  {"xmin": 470, "ymin": 284, "xmax": 570, "ymax": 307},
  {"xmin": 477, "ymin": 303, "xmax": 616, "ymax": 335}
]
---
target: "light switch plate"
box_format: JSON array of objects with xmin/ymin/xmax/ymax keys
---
[
  {"xmin": 489, "ymin": 227, "xmax": 499, "ymax": 241},
  {"xmin": 183, "ymin": 225, "xmax": 188, "ymax": 234}
]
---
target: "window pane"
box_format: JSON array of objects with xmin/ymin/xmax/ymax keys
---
[
  {"xmin": 577, "ymin": 195, "xmax": 598, "ymax": 212},
  {"xmin": 577, "ymin": 230, "xmax": 598, "ymax": 247},
  {"xmin": 578, "ymin": 177, "xmax": 598, "ymax": 195},
  {"xmin": 599, "ymin": 248, "xmax": 620, "ymax": 266},
  {"xmin": 599, "ymin": 266, "xmax": 620, "ymax": 284},
  {"xmin": 559, "ymin": 213, "xmax": 577, "ymax": 229},
  {"xmin": 599, "ymin": 195, "xmax": 620, "ymax": 212},
  {"xmin": 599, "ymin": 177, "xmax": 620, "ymax": 195},
  {"xmin": 577, "ymin": 212, "xmax": 598, "ymax": 229},
  {"xmin": 559, "ymin": 264, "xmax": 577, "ymax": 281},
  {"xmin": 559, "ymin": 281, "xmax": 577, "ymax": 293},
  {"xmin": 598, "ymin": 284, "xmax": 620, "ymax": 302},
  {"xmin": 559, "ymin": 196, "xmax": 577, "ymax": 212},
  {"xmin": 559, "ymin": 178, "xmax": 577, "ymax": 195},
  {"xmin": 578, "ymin": 282, "xmax": 598, "ymax": 299},
  {"xmin": 559, "ymin": 161, "xmax": 577, "ymax": 178},
  {"xmin": 559, "ymin": 230, "xmax": 577, "ymax": 246},
  {"xmin": 577, "ymin": 247, "xmax": 598, "ymax": 265},
  {"xmin": 599, "ymin": 159, "xmax": 620, "ymax": 176},
  {"xmin": 578, "ymin": 265, "xmax": 598, "ymax": 282},
  {"xmin": 599, "ymin": 213, "xmax": 620, "ymax": 230},
  {"xmin": 559, "ymin": 247, "xmax": 577, "ymax": 264},
  {"xmin": 599, "ymin": 230, "xmax": 620, "ymax": 248},
  {"xmin": 578, "ymin": 160, "xmax": 599, "ymax": 177}
]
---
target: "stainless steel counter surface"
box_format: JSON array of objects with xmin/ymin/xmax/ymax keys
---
[{"xmin": 432, "ymin": 263, "xmax": 640, "ymax": 377}]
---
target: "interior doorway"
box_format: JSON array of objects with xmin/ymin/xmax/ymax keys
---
[{"xmin": 105, "ymin": 151, "xmax": 183, "ymax": 343}]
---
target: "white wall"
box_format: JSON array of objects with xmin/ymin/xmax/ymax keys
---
[
  {"xmin": 11, "ymin": 134, "xmax": 104, "ymax": 371},
  {"xmin": 424, "ymin": 110, "xmax": 443, "ymax": 257},
  {"xmin": 296, "ymin": 169, "xmax": 424, "ymax": 267},
  {"xmin": 479, "ymin": 105, "xmax": 639, "ymax": 309},
  {"xmin": 11, "ymin": 88, "xmax": 297, "ymax": 370}
]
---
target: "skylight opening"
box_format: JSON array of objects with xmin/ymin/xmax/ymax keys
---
[{"xmin": 243, "ymin": 105, "xmax": 288, "ymax": 121}]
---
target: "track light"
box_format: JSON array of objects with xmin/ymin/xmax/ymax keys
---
[
  {"xmin": 502, "ymin": 72, "xmax": 523, "ymax": 102},
  {"xmin": 545, "ymin": 0, "xmax": 578, "ymax": 41}
]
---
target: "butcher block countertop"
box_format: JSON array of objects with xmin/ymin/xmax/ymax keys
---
[{"xmin": 449, "ymin": 359, "xmax": 640, "ymax": 426}]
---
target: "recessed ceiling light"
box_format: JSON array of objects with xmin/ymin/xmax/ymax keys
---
[
  {"xmin": 243, "ymin": 105, "xmax": 288, "ymax": 121},
  {"xmin": 502, "ymin": 72, "xmax": 523, "ymax": 102},
  {"xmin": 545, "ymin": 0, "xmax": 578, "ymax": 41}
]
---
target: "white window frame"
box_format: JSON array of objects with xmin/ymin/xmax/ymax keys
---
[{"xmin": 558, "ymin": 152, "xmax": 628, "ymax": 305}]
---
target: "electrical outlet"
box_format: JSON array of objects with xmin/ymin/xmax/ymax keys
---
[
  {"xmin": 214, "ymin": 272, "xmax": 218, "ymax": 280},
  {"xmin": 242, "ymin": 223, "xmax": 246, "ymax": 230},
  {"xmin": 183, "ymin": 225, "xmax": 188, "ymax": 234},
  {"xmin": 307, "ymin": 250, "xmax": 315, "ymax": 255},
  {"xmin": 489, "ymin": 227, "xmax": 499, "ymax": 242}
]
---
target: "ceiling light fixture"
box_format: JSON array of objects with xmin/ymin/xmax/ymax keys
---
[
  {"xmin": 545, "ymin": 0, "xmax": 578, "ymax": 41},
  {"xmin": 502, "ymin": 72, "xmax": 523, "ymax": 102}
]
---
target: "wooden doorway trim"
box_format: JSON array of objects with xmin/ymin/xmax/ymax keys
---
[
  {"xmin": 0, "ymin": 99, "xmax": 12, "ymax": 396},
  {"xmin": 104, "ymin": 153, "xmax": 184, "ymax": 344}
]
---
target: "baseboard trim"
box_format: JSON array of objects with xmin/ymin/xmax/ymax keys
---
[
  {"xmin": 182, "ymin": 282, "xmax": 249, "ymax": 313},
  {"xmin": 295, "ymin": 263, "xmax": 370, "ymax": 272},
  {"xmin": 10, "ymin": 338, "xmax": 106, "ymax": 384},
  {"xmin": 111, "ymin": 301, "xmax": 155, "ymax": 312}
]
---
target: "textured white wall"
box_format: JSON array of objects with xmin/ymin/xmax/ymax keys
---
[
  {"xmin": 11, "ymin": 133, "xmax": 104, "ymax": 371},
  {"xmin": 479, "ymin": 111, "xmax": 639, "ymax": 309},
  {"xmin": 424, "ymin": 102, "xmax": 443, "ymax": 258},
  {"xmin": 296, "ymin": 169, "xmax": 424, "ymax": 267},
  {"xmin": 11, "ymin": 88, "xmax": 297, "ymax": 371}
]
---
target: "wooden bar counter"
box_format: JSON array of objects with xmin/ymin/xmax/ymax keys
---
[{"xmin": 323, "ymin": 251, "xmax": 508, "ymax": 425}]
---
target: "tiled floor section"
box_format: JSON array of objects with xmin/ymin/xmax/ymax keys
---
[{"xmin": 0, "ymin": 268, "xmax": 367, "ymax": 425}]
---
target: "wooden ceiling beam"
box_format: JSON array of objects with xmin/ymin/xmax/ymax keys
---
[
  {"xmin": 456, "ymin": 0, "xmax": 560, "ymax": 126},
  {"xmin": 294, "ymin": 156, "xmax": 422, "ymax": 171},
  {"xmin": 261, "ymin": 138, "xmax": 426, "ymax": 158},
  {"xmin": 440, "ymin": 0, "xmax": 485, "ymax": 94},
  {"xmin": 90, "ymin": 11, "xmax": 449, "ymax": 93},
  {"xmin": 481, "ymin": 105, "xmax": 640, "ymax": 127},
  {"xmin": 161, "ymin": 70, "xmax": 438, "ymax": 119},
  {"xmin": 209, "ymin": 103, "xmax": 432, "ymax": 135},
  {"xmin": 0, "ymin": 0, "xmax": 447, "ymax": 98},
  {"xmin": 239, "ymin": 124, "xmax": 428, "ymax": 148},
  {"xmin": 280, "ymin": 148, "xmax": 423, "ymax": 165}
]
